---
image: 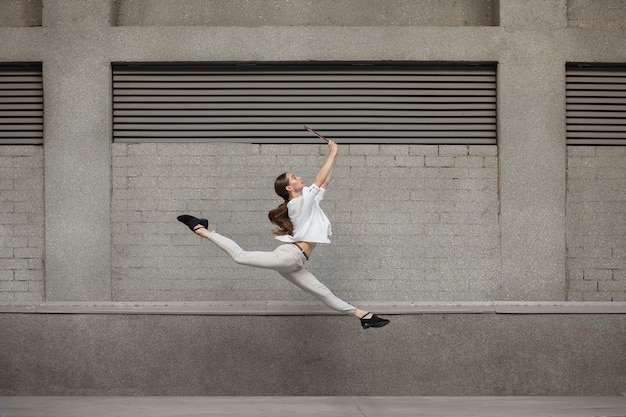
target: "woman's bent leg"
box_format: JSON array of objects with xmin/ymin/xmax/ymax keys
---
[{"xmin": 280, "ymin": 268, "xmax": 357, "ymax": 315}]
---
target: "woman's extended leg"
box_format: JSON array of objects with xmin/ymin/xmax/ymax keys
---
[
  {"xmin": 279, "ymin": 268, "xmax": 358, "ymax": 315},
  {"xmin": 278, "ymin": 265, "xmax": 390, "ymax": 327}
]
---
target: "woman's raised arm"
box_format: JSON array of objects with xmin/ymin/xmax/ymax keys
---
[{"xmin": 314, "ymin": 140, "xmax": 338, "ymax": 189}]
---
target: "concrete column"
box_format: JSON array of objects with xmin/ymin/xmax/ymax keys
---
[
  {"xmin": 496, "ymin": 0, "xmax": 568, "ymax": 300},
  {"xmin": 42, "ymin": 0, "xmax": 112, "ymax": 300}
]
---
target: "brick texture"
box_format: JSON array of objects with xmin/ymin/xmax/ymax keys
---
[
  {"xmin": 111, "ymin": 143, "xmax": 500, "ymax": 302},
  {"xmin": 566, "ymin": 146, "xmax": 626, "ymax": 301},
  {"xmin": 0, "ymin": 147, "xmax": 44, "ymax": 302},
  {"xmin": 2, "ymin": 143, "xmax": 623, "ymax": 304}
]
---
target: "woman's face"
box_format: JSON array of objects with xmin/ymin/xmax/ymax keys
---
[{"xmin": 286, "ymin": 172, "xmax": 305, "ymax": 194}]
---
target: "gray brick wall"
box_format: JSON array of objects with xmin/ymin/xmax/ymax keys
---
[
  {"xmin": 3, "ymin": 143, "xmax": 623, "ymax": 303},
  {"xmin": 567, "ymin": 146, "xmax": 626, "ymax": 301},
  {"xmin": 0, "ymin": 146, "xmax": 44, "ymax": 302},
  {"xmin": 111, "ymin": 143, "xmax": 500, "ymax": 302}
]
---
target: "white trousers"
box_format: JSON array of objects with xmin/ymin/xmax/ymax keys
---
[{"xmin": 208, "ymin": 232, "xmax": 356, "ymax": 314}]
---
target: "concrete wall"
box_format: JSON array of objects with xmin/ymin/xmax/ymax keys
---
[
  {"xmin": 112, "ymin": 0, "xmax": 496, "ymax": 27},
  {"xmin": 567, "ymin": 0, "xmax": 626, "ymax": 30},
  {"xmin": 0, "ymin": 0, "xmax": 41, "ymax": 27},
  {"xmin": 0, "ymin": 0, "xmax": 625, "ymax": 395},
  {"xmin": 1, "ymin": 313, "xmax": 624, "ymax": 396}
]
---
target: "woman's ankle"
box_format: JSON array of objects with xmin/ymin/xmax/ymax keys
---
[
  {"xmin": 194, "ymin": 228, "xmax": 212, "ymax": 238},
  {"xmin": 355, "ymin": 309, "xmax": 372, "ymax": 319}
]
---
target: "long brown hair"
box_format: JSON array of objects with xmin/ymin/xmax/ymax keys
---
[{"xmin": 268, "ymin": 172, "xmax": 294, "ymax": 236}]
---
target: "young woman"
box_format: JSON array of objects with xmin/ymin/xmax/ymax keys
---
[{"xmin": 177, "ymin": 139, "xmax": 389, "ymax": 329}]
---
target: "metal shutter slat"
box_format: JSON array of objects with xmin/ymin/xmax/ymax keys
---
[
  {"xmin": 114, "ymin": 101, "xmax": 496, "ymax": 109},
  {"xmin": 567, "ymin": 111, "xmax": 626, "ymax": 118},
  {"xmin": 114, "ymin": 116, "xmax": 496, "ymax": 124},
  {"xmin": 567, "ymin": 139, "xmax": 624, "ymax": 145},
  {"xmin": 567, "ymin": 131, "xmax": 626, "ymax": 138},
  {"xmin": 0, "ymin": 130, "xmax": 42, "ymax": 137},
  {"xmin": 568, "ymin": 125, "xmax": 626, "ymax": 132},
  {"xmin": 0, "ymin": 117, "xmax": 42, "ymax": 126},
  {"xmin": 114, "ymin": 109, "xmax": 493, "ymax": 118},
  {"xmin": 565, "ymin": 90, "xmax": 625, "ymax": 98},
  {"xmin": 112, "ymin": 62, "xmax": 496, "ymax": 145},
  {"xmin": 114, "ymin": 74, "xmax": 496, "ymax": 82},
  {"xmin": 0, "ymin": 138, "xmax": 43, "ymax": 144},
  {"xmin": 567, "ymin": 83, "xmax": 626, "ymax": 92},
  {"xmin": 0, "ymin": 84, "xmax": 42, "ymax": 92},
  {"xmin": 113, "ymin": 82, "xmax": 495, "ymax": 90},
  {"xmin": 0, "ymin": 111, "xmax": 43, "ymax": 117},
  {"xmin": 567, "ymin": 107, "xmax": 626, "ymax": 114},
  {"xmin": 567, "ymin": 77, "xmax": 626, "ymax": 84},
  {"xmin": 114, "ymin": 123, "xmax": 496, "ymax": 131},
  {"xmin": 114, "ymin": 96, "xmax": 495, "ymax": 105},
  {"xmin": 113, "ymin": 69, "xmax": 496, "ymax": 78},
  {"xmin": 567, "ymin": 118, "xmax": 626, "ymax": 125},
  {"xmin": 566, "ymin": 64, "xmax": 626, "ymax": 145},
  {"xmin": 113, "ymin": 137, "xmax": 496, "ymax": 145},
  {"xmin": 0, "ymin": 64, "xmax": 43, "ymax": 145},
  {"xmin": 113, "ymin": 89, "xmax": 495, "ymax": 97},
  {"xmin": 0, "ymin": 98, "xmax": 43, "ymax": 105},
  {"xmin": 567, "ymin": 97, "xmax": 626, "ymax": 104},
  {"xmin": 0, "ymin": 90, "xmax": 43, "ymax": 97}
]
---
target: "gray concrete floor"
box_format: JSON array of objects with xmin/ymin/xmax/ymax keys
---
[{"xmin": 1, "ymin": 396, "xmax": 625, "ymax": 417}]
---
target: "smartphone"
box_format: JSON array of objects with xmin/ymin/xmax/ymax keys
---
[{"xmin": 304, "ymin": 125, "xmax": 330, "ymax": 143}]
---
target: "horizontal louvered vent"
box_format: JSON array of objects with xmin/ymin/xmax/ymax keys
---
[
  {"xmin": 567, "ymin": 64, "xmax": 626, "ymax": 145},
  {"xmin": 113, "ymin": 62, "xmax": 496, "ymax": 144},
  {"xmin": 0, "ymin": 64, "xmax": 43, "ymax": 145}
]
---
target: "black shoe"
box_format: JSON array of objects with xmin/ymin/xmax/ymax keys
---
[
  {"xmin": 360, "ymin": 313, "xmax": 390, "ymax": 329},
  {"xmin": 177, "ymin": 215, "xmax": 208, "ymax": 232}
]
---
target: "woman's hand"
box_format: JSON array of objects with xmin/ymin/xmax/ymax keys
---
[{"xmin": 327, "ymin": 139, "xmax": 338, "ymax": 155}]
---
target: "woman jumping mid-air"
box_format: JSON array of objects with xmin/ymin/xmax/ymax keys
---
[{"xmin": 177, "ymin": 138, "xmax": 389, "ymax": 329}]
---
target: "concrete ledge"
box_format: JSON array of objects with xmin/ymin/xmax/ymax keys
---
[
  {"xmin": 1, "ymin": 396, "xmax": 626, "ymax": 417},
  {"xmin": 0, "ymin": 301, "xmax": 623, "ymax": 315}
]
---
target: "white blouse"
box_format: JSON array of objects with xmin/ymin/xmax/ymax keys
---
[{"xmin": 275, "ymin": 184, "xmax": 332, "ymax": 244}]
